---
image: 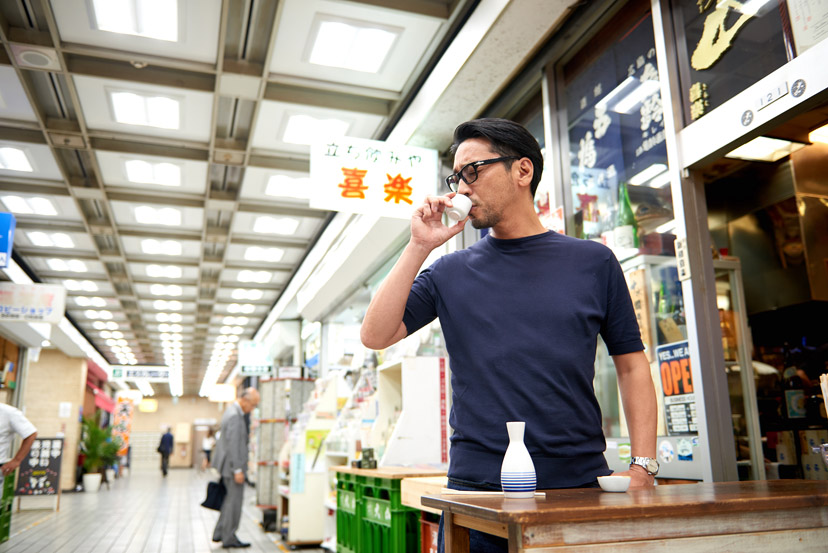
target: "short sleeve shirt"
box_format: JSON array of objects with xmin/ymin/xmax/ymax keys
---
[{"xmin": 0, "ymin": 403, "xmax": 37, "ymax": 462}]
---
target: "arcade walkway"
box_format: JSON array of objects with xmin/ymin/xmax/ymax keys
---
[{"xmin": 0, "ymin": 468, "xmax": 324, "ymax": 553}]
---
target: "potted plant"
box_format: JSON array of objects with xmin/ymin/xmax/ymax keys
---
[{"xmin": 80, "ymin": 417, "xmax": 122, "ymax": 493}]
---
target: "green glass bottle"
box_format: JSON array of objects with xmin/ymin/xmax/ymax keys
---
[{"xmin": 616, "ymin": 182, "xmax": 639, "ymax": 249}]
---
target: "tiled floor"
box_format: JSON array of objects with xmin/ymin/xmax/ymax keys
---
[{"xmin": 0, "ymin": 468, "xmax": 328, "ymax": 553}]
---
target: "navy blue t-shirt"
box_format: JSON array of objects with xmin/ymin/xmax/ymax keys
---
[{"xmin": 402, "ymin": 231, "xmax": 643, "ymax": 488}]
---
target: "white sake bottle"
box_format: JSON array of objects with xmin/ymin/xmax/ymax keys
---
[{"xmin": 500, "ymin": 421, "xmax": 537, "ymax": 498}]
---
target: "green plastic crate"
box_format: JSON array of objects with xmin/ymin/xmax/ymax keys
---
[
  {"xmin": 336, "ymin": 472, "xmax": 361, "ymax": 553},
  {"xmin": 0, "ymin": 515, "xmax": 9, "ymax": 544},
  {"xmin": 360, "ymin": 496, "xmax": 420, "ymax": 553},
  {"xmin": 2, "ymin": 474, "xmax": 13, "ymax": 500}
]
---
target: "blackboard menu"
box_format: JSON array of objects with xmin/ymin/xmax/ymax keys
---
[{"xmin": 15, "ymin": 437, "xmax": 63, "ymax": 496}]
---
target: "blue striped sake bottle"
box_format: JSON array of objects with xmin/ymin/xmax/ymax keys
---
[{"xmin": 500, "ymin": 421, "xmax": 536, "ymax": 498}]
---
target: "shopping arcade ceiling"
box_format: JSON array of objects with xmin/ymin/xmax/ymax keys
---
[{"xmin": 0, "ymin": 0, "xmax": 474, "ymax": 396}]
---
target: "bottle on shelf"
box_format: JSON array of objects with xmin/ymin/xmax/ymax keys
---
[
  {"xmin": 673, "ymin": 285, "xmax": 687, "ymax": 339},
  {"xmin": 656, "ymin": 278, "xmax": 683, "ymax": 344},
  {"xmin": 615, "ymin": 181, "xmax": 639, "ymax": 250},
  {"xmin": 782, "ymin": 344, "xmax": 807, "ymax": 420}
]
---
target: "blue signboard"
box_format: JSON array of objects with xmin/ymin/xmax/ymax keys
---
[{"xmin": 0, "ymin": 212, "xmax": 16, "ymax": 269}]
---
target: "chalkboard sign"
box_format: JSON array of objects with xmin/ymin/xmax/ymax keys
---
[{"xmin": 15, "ymin": 437, "xmax": 63, "ymax": 496}]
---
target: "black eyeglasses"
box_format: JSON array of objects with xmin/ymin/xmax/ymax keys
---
[{"xmin": 444, "ymin": 156, "xmax": 519, "ymax": 192}]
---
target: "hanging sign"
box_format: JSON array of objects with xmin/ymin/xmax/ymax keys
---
[
  {"xmin": 112, "ymin": 398, "xmax": 135, "ymax": 457},
  {"xmin": 15, "ymin": 437, "xmax": 63, "ymax": 496},
  {"xmin": 310, "ymin": 137, "xmax": 438, "ymax": 219},
  {"xmin": 657, "ymin": 340, "xmax": 698, "ymax": 435},
  {"xmin": 0, "ymin": 282, "xmax": 66, "ymax": 323},
  {"xmin": 0, "ymin": 212, "xmax": 15, "ymax": 268},
  {"xmin": 238, "ymin": 340, "xmax": 273, "ymax": 376},
  {"xmin": 110, "ymin": 365, "xmax": 170, "ymax": 382}
]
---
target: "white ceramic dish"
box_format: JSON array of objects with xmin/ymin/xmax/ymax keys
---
[{"xmin": 597, "ymin": 475, "xmax": 631, "ymax": 492}]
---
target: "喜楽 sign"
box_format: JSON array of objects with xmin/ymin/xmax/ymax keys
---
[{"xmin": 310, "ymin": 137, "xmax": 438, "ymax": 219}]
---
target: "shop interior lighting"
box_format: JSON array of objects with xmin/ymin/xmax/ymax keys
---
[
  {"xmin": 125, "ymin": 159, "xmax": 181, "ymax": 186},
  {"xmin": 92, "ymin": 0, "xmax": 178, "ymax": 41},
  {"xmin": 134, "ymin": 205, "xmax": 182, "ymax": 226},
  {"xmin": 1, "ymin": 195, "xmax": 57, "ymax": 215},
  {"xmin": 309, "ymin": 18, "xmax": 399, "ymax": 73},
  {"xmin": 141, "ymin": 239, "xmax": 182, "ymax": 256},
  {"xmin": 138, "ymin": 398, "xmax": 158, "ymax": 412},
  {"xmin": 725, "ymin": 136, "xmax": 805, "ymax": 162},
  {"xmin": 282, "ymin": 114, "xmax": 349, "ymax": 145},
  {"xmin": 244, "ymin": 246, "xmax": 285, "ymax": 262},
  {"xmin": 47, "ymin": 258, "xmax": 88, "ymax": 272},
  {"xmin": 134, "ymin": 380, "xmax": 155, "ymax": 396},
  {"xmin": 109, "ymin": 91, "xmax": 180, "ymax": 129},
  {"xmin": 146, "ymin": 264, "xmax": 183, "ymax": 278},
  {"xmin": 0, "ymin": 147, "xmax": 33, "ymax": 172},
  {"xmin": 612, "ymin": 79, "xmax": 660, "ymax": 114},
  {"xmin": 809, "ymin": 123, "xmax": 828, "ymax": 144},
  {"xmin": 628, "ymin": 163, "xmax": 668, "ymax": 186},
  {"xmin": 27, "ymin": 231, "xmax": 74, "ymax": 248},
  {"xmin": 265, "ymin": 175, "xmax": 310, "ymax": 199},
  {"xmin": 253, "ymin": 215, "xmax": 300, "ymax": 235}
]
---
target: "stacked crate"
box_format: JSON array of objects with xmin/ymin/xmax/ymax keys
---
[{"xmin": 1, "ymin": 474, "xmax": 13, "ymax": 543}]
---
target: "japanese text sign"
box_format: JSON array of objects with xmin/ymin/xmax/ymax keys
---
[
  {"xmin": 112, "ymin": 398, "xmax": 134, "ymax": 456},
  {"xmin": 110, "ymin": 365, "xmax": 170, "ymax": 382},
  {"xmin": 0, "ymin": 282, "xmax": 66, "ymax": 324},
  {"xmin": 238, "ymin": 340, "xmax": 273, "ymax": 376},
  {"xmin": 310, "ymin": 137, "xmax": 438, "ymax": 219},
  {"xmin": 0, "ymin": 212, "xmax": 15, "ymax": 268},
  {"xmin": 15, "ymin": 437, "xmax": 63, "ymax": 496}
]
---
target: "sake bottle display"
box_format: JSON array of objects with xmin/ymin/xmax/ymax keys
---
[
  {"xmin": 615, "ymin": 181, "xmax": 639, "ymax": 249},
  {"xmin": 500, "ymin": 421, "xmax": 536, "ymax": 498}
]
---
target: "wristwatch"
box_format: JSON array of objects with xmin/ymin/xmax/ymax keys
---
[{"xmin": 630, "ymin": 456, "xmax": 659, "ymax": 476}]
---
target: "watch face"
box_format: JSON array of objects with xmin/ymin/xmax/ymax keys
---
[{"xmin": 646, "ymin": 459, "xmax": 659, "ymax": 473}]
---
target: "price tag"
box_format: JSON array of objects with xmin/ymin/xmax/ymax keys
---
[{"xmin": 756, "ymin": 81, "xmax": 788, "ymax": 111}]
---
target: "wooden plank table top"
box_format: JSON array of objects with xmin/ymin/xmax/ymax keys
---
[
  {"xmin": 331, "ymin": 465, "xmax": 447, "ymax": 479},
  {"xmin": 422, "ymin": 480, "xmax": 828, "ymax": 552}
]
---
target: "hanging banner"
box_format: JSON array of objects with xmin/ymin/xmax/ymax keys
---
[
  {"xmin": 0, "ymin": 282, "xmax": 66, "ymax": 323},
  {"xmin": 112, "ymin": 397, "xmax": 135, "ymax": 457},
  {"xmin": 310, "ymin": 137, "xmax": 438, "ymax": 219},
  {"xmin": 15, "ymin": 437, "xmax": 63, "ymax": 496},
  {"xmin": 110, "ymin": 365, "xmax": 170, "ymax": 382},
  {"xmin": 238, "ymin": 340, "xmax": 273, "ymax": 377},
  {"xmin": 0, "ymin": 212, "xmax": 15, "ymax": 268},
  {"xmin": 657, "ymin": 340, "xmax": 698, "ymax": 435}
]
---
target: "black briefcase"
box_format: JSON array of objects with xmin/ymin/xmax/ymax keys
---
[{"xmin": 201, "ymin": 479, "xmax": 226, "ymax": 511}]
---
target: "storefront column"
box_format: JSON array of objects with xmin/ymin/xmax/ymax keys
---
[{"xmin": 651, "ymin": 0, "xmax": 738, "ymax": 482}]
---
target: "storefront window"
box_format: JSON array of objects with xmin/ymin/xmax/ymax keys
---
[{"xmin": 672, "ymin": 0, "xmax": 791, "ymax": 124}]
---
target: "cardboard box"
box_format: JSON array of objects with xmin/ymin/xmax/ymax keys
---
[
  {"xmin": 773, "ymin": 431, "xmax": 797, "ymax": 464},
  {"xmin": 801, "ymin": 453, "xmax": 828, "ymax": 481},
  {"xmin": 799, "ymin": 429, "xmax": 828, "ymax": 456}
]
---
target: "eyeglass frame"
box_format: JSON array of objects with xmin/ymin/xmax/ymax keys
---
[{"xmin": 444, "ymin": 156, "xmax": 520, "ymax": 192}]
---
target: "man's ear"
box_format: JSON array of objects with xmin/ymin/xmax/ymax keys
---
[{"xmin": 515, "ymin": 157, "xmax": 534, "ymax": 189}]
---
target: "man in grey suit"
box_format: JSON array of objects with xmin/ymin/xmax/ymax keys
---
[{"xmin": 212, "ymin": 387, "xmax": 260, "ymax": 548}]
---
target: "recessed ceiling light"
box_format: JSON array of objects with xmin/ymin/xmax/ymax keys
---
[
  {"xmin": 146, "ymin": 264, "xmax": 183, "ymax": 278},
  {"xmin": 64, "ymin": 279, "xmax": 99, "ymax": 292},
  {"xmin": 0, "ymin": 147, "xmax": 34, "ymax": 172},
  {"xmin": 231, "ymin": 288, "xmax": 264, "ymax": 300},
  {"xmin": 109, "ymin": 91, "xmax": 180, "ymax": 129},
  {"xmin": 150, "ymin": 284, "xmax": 183, "ymax": 296},
  {"xmin": 309, "ymin": 18, "xmax": 399, "ymax": 73},
  {"xmin": 725, "ymin": 136, "xmax": 805, "ymax": 162},
  {"xmin": 244, "ymin": 246, "xmax": 285, "ymax": 262},
  {"xmin": 1, "ymin": 195, "xmax": 57, "ymax": 216},
  {"xmin": 283, "ymin": 114, "xmax": 349, "ymax": 145},
  {"xmin": 92, "ymin": 0, "xmax": 179, "ymax": 41},
  {"xmin": 253, "ymin": 215, "xmax": 300, "ymax": 235},
  {"xmin": 153, "ymin": 299, "xmax": 183, "ymax": 310},
  {"xmin": 141, "ymin": 239, "xmax": 182, "ymax": 256},
  {"xmin": 265, "ymin": 175, "xmax": 310, "ymax": 199},
  {"xmin": 125, "ymin": 159, "xmax": 181, "ymax": 186},
  {"xmin": 48, "ymin": 258, "xmax": 88, "ymax": 272},
  {"xmin": 27, "ymin": 231, "xmax": 75, "ymax": 248},
  {"xmin": 237, "ymin": 270, "xmax": 271, "ymax": 284},
  {"xmin": 228, "ymin": 303, "xmax": 255, "ymax": 314},
  {"xmin": 809, "ymin": 123, "xmax": 828, "ymax": 144},
  {"xmin": 135, "ymin": 205, "xmax": 182, "ymax": 226}
]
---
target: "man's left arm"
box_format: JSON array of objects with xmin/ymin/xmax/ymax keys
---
[
  {"xmin": 612, "ymin": 350, "xmax": 657, "ymax": 488},
  {"xmin": 1, "ymin": 431, "xmax": 37, "ymax": 476}
]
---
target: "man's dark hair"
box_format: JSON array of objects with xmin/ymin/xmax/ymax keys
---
[{"xmin": 449, "ymin": 118, "xmax": 544, "ymax": 198}]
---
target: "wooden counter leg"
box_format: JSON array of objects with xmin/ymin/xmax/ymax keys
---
[{"xmin": 444, "ymin": 512, "xmax": 470, "ymax": 553}]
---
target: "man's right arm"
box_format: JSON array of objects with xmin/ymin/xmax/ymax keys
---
[{"xmin": 360, "ymin": 195, "xmax": 467, "ymax": 350}]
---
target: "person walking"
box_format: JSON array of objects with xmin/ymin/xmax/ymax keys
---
[
  {"xmin": 157, "ymin": 427, "xmax": 173, "ymax": 477},
  {"xmin": 201, "ymin": 427, "xmax": 216, "ymax": 471},
  {"xmin": 211, "ymin": 387, "xmax": 260, "ymax": 548}
]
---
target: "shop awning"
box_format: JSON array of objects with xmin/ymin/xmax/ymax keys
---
[
  {"xmin": 87, "ymin": 360, "xmax": 108, "ymax": 383},
  {"xmin": 87, "ymin": 381, "xmax": 115, "ymax": 413}
]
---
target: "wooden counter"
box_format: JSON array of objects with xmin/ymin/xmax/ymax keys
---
[
  {"xmin": 401, "ymin": 475, "xmax": 448, "ymax": 515},
  {"xmin": 422, "ymin": 480, "xmax": 828, "ymax": 552},
  {"xmin": 332, "ymin": 465, "xmax": 446, "ymax": 479}
]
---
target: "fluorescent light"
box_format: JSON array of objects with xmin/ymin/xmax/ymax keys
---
[
  {"xmin": 265, "ymin": 175, "xmax": 310, "ymax": 199},
  {"xmin": 244, "ymin": 246, "xmax": 284, "ymax": 262},
  {"xmin": 75, "ymin": 296, "xmax": 106, "ymax": 308},
  {"xmin": 92, "ymin": 0, "xmax": 178, "ymax": 41},
  {"xmin": 85, "ymin": 310, "xmax": 113, "ymax": 320},
  {"xmin": 110, "ymin": 91, "xmax": 180, "ymax": 129},
  {"xmin": 656, "ymin": 219, "xmax": 677, "ymax": 233},
  {"xmin": 228, "ymin": 303, "xmax": 255, "ymax": 314},
  {"xmin": 146, "ymin": 264, "xmax": 182, "ymax": 278},
  {"xmin": 309, "ymin": 19, "xmax": 399, "ymax": 73},
  {"xmin": 223, "ymin": 316, "xmax": 248, "ymax": 325},
  {"xmin": 232, "ymin": 288, "xmax": 264, "ymax": 300},
  {"xmin": 648, "ymin": 171, "xmax": 673, "ymax": 189},
  {"xmin": 134, "ymin": 380, "xmax": 155, "ymax": 396},
  {"xmin": 153, "ymin": 299, "xmax": 183, "ymax": 310},
  {"xmin": 283, "ymin": 114, "xmax": 349, "ymax": 145},
  {"xmin": 1, "ymin": 196, "xmax": 57, "ymax": 216},
  {"xmin": 725, "ymin": 136, "xmax": 805, "ymax": 162},
  {"xmin": 150, "ymin": 284, "xmax": 183, "ymax": 296},
  {"xmin": 141, "ymin": 239, "xmax": 182, "ymax": 256},
  {"xmin": 0, "ymin": 147, "xmax": 33, "ymax": 172},
  {"xmin": 253, "ymin": 216, "xmax": 300, "ymax": 235},
  {"xmin": 64, "ymin": 279, "xmax": 98, "ymax": 292},
  {"xmin": 28, "ymin": 231, "xmax": 75, "ymax": 248},
  {"xmin": 125, "ymin": 160, "xmax": 181, "ymax": 186},
  {"xmin": 613, "ymin": 80, "xmax": 661, "ymax": 114},
  {"xmin": 628, "ymin": 163, "xmax": 668, "ymax": 185},
  {"xmin": 134, "ymin": 206, "xmax": 182, "ymax": 226},
  {"xmin": 156, "ymin": 313, "xmax": 182, "ymax": 322},
  {"xmin": 48, "ymin": 258, "xmax": 88, "ymax": 272},
  {"xmin": 237, "ymin": 270, "xmax": 271, "ymax": 284},
  {"xmin": 809, "ymin": 123, "xmax": 828, "ymax": 144}
]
